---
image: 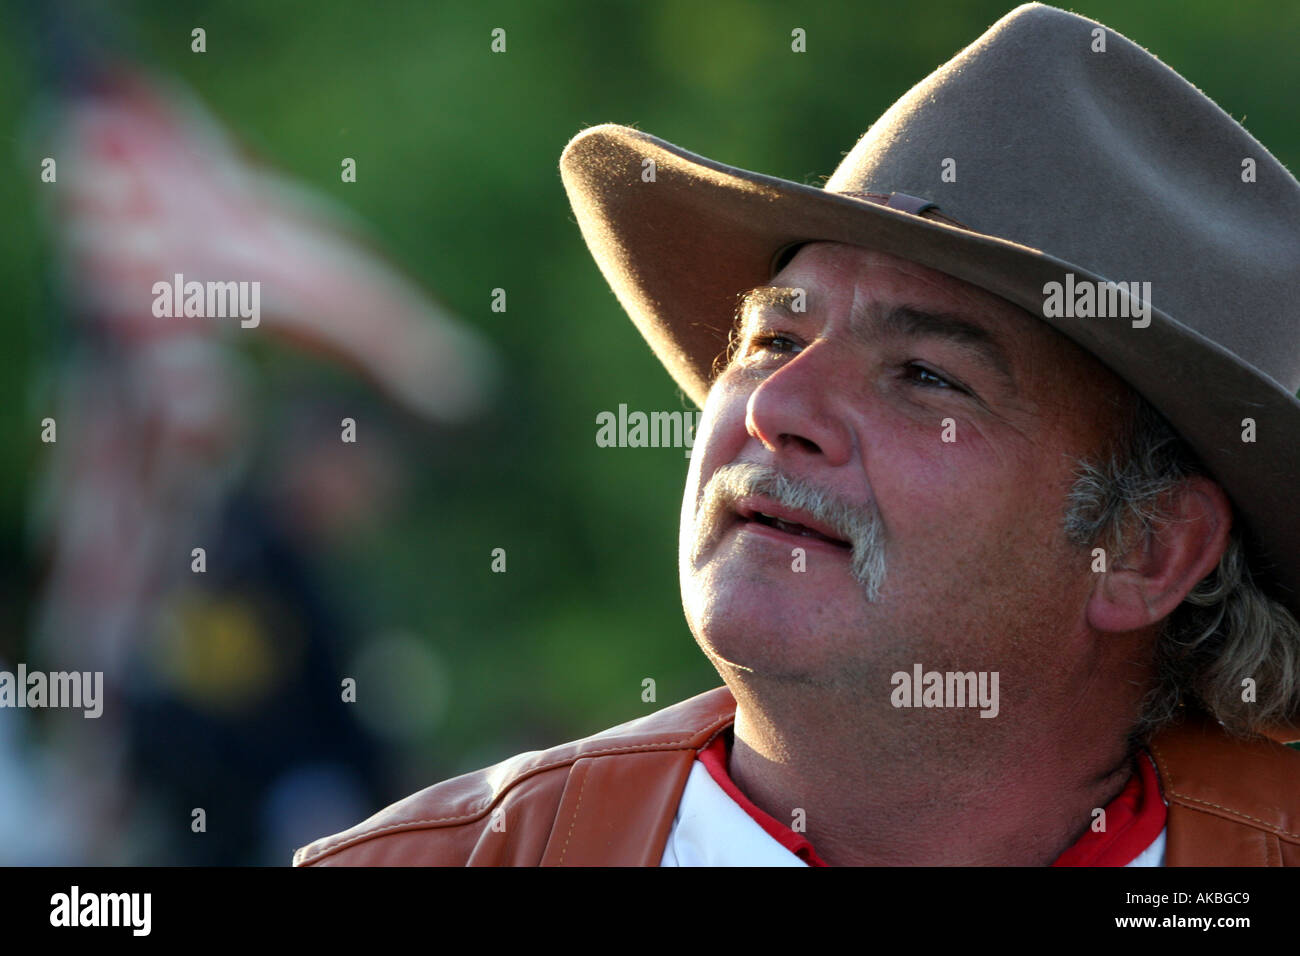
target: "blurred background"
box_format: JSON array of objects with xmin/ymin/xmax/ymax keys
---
[{"xmin": 0, "ymin": 0, "xmax": 1295, "ymax": 864}]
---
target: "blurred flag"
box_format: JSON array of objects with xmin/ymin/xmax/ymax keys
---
[
  {"xmin": 31, "ymin": 63, "xmax": 499, "ymax": 673},
  {"xmin": 46, "ymin": 66, "xmax": 497, "ymax": 421}
]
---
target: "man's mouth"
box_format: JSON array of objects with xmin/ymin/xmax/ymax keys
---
[{"xmin": 733, "ymin": 497, "xmax": 853, "ymax": 550}]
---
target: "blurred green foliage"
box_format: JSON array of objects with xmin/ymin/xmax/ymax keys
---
[{"xmin": 2, "ymin": 0, "xmax": 1296, "ymax": 799}]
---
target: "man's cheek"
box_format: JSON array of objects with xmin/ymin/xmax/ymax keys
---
[
  {"xmin": 692, "ymin": 389, "xmax": 749, "ymax": 472},
  {"xmin": 885, "ymin": 488, "xmax": 1008, "ymax": 572}
]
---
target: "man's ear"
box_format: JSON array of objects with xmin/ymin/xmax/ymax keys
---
[{"xmin": 1086, "ymin": 476, "xmax": 1232, "ymax": 634}]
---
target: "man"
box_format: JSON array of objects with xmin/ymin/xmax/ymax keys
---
[{"xmin": 295, "ymin": 3, "xmax": 1300, "ymax": 866}]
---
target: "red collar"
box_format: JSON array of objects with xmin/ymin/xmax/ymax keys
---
[
  {"xmin": 697, "ymin": 729, "xmax": 1166, "ymax": 866},
  {"xmin": 697, "ymin": 729, "xmax": 830, "ymax": 866},
  {"xmin": 1051, "ymin": 748, "xmax": 1165, "ymax": 866}
]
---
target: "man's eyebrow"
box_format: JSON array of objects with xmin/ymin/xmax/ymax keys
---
[
  {"xmin": 873, "ymin": 305, "xmax": 1016, "ymax": 386},
  {"xmin": 736, "ymin": 286, "xmax": 804, "ymax": 328}
]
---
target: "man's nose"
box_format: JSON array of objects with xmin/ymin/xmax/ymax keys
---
[{"xmin": 744, "ymin": 341, "xmax": 854, "ymax": 466}]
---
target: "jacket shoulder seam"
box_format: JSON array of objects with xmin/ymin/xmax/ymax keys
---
[
  {"xmin": 554, "ymin": 759, "xmax": 592, "ymax": 866},
  {"xmin": 1164, "ymin": 790, "xmax": 1300, "ymax": 842},
  {"xmin": 296, "ymin": 710, "xmax": 735, "ymax": 865},
  {"xmin": 1150, "ymin": 735, "xmax": 1300, "ymax": 842}
]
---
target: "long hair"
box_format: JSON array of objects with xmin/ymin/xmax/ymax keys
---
[{"xmin": 1064, "ymin": 397, "xmax": 1300, "ymax": 740}]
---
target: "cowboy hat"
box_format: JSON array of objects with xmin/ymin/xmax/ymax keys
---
[{"xmin": 558, "ymin": 2, "xmax": 1300, "ymax": 617}]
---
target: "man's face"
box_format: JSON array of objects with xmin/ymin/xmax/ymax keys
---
[{"xmin": 679, "ymin": 242, "xmax": 1134, "ymax": 702}]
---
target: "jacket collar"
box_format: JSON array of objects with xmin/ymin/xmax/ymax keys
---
[{"xmin": 559, "ymin": 687, "xmax": 1300, "ymax": 866}]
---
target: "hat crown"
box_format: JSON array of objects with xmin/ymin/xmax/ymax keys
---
[{"xmin": 826, "ymin": 3, "xmax": 1300, "ymax": 391}]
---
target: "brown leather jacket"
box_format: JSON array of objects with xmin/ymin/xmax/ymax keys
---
[{"xmin": 293, "ymin": 686, "xmax": 1300, "ymax": 866}]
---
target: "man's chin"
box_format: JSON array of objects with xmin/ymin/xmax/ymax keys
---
[
  {"xmin": 685, "ymin": 578, "xmax": 871, "ymax": 675},
  {"xmin": 684, "ymin": 547, "xmax": 865, "ymax": 622},
  {"xmin": 694, "ymin": 633, "xmax": 886, "ymax": 695}
]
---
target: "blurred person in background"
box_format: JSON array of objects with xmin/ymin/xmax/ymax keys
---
[{"xmin": 17, "ymin": 4, "xmax": 497, "ymax": 863}]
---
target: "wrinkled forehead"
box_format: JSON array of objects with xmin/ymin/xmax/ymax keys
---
[{"xmin": 749, "ymin": 242, "xmax": 1036, "ymax": 330}]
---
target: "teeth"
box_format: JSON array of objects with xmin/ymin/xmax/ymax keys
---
[
  {"xmin": 745, "ymin": 508, "xmax": 849, "ymax": 548},
  {"xmin": 753, "ymin": 512, "xmax": 807, "ymax": 533}
]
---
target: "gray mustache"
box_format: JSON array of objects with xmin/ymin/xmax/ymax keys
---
[{"xmin": 692, "ymin": 462, "xmax": 887, "ymax": 601}]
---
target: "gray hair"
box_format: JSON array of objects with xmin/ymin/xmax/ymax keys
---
[{"xmin": 1064, "ymin": 397, "xmax": 1300, "ymax": 741}]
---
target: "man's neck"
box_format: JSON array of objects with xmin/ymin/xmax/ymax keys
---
[{"xmin": 726, "ymin": 684, "xmax": 1138, "ymax": 866}]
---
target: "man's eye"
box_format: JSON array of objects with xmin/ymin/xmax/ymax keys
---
[
  {"xmin": 905, "ymin": 362, "xmax": 965, "ymax": 392},
  {"xmin": 749, "ymin": 333, "xmax": 801, "ymax": 355}
]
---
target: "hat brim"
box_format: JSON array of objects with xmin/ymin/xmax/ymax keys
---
[{"xmin": 561, "ymin": 123, "xmax": 1300, "ymax": 615}]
